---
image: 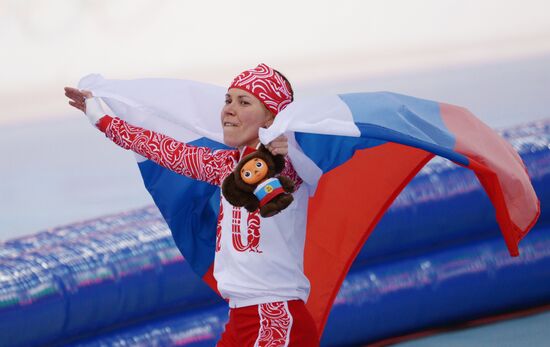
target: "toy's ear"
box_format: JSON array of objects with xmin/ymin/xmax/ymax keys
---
[
  {"xmin": 259, "ymin": 144, "xmax": 285, "ymax": 174},
  {"xmin": 272, "ymin": 153, "xmax": 285, "ymax": 174},
  {"xmin": 222, "ymin": 172, "xmax": 256, "ymax": 207}
]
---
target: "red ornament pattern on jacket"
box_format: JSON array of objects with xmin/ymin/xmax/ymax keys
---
[{"xmin": 98, "ymin": 115, "xmax": 235, "ymax": 186}]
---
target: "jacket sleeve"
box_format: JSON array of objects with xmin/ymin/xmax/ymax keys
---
[
  {"xmin": 280, "ymin": 155, "xmax": 303, "ymax": 191},
  {"xmin": 96, "ymin": 115, "xmax": 232, "ymax": 186}
]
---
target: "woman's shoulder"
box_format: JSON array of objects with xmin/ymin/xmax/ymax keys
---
[
  {"xmin": 210, "ymin": 148, "xmax": 241, "ymax": 168},
  {"xmin": 212, "ymin": 148, "xmax": 239, "ymax": 158}
]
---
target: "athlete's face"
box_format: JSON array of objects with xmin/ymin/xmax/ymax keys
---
[
  {"xmin": 240, "ymin": 158, "xmax": 268, "ymax": 184},
  {"xmin": 221, "ymin": 88, "xmax": 274, "ymax": 148}
]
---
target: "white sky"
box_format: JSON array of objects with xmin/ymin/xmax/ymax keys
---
[{"xmin": 1, "ymin": 0, "xmax": 550, "ymax": 124}]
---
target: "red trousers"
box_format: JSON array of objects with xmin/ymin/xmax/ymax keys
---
[{"xmin": 217, "ymin": 300, "xmax": 320, "ymax": 347}]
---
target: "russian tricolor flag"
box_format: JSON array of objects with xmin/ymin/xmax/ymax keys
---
[{"xmin": 79, "ymin": 75, "xmax": 539, "ymax": 335}]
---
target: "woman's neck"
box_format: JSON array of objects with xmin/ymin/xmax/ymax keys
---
[
  {"xmin": 239, "ymin": 139, "xmax": 260, "ymax": 151},
  {"xmin": 238, "ymin": 141, "xmax": 260, "ymax": 159}
]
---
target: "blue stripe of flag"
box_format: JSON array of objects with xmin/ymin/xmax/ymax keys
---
[
  {"xmin": 339, "ymin": 92, "xmax": 469, "ymax": 166},
  {"xmin": 138, "ymin": 137, "xmax": 228, "ymax": 276}
]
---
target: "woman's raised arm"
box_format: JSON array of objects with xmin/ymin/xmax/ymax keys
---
[{"xmin": 63, "ymin": 87, "xmax": 233, "ymax": 186}]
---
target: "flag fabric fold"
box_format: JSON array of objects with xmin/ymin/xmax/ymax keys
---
[{"xmin": 79, "ymin": 75, "xmax": 539, "ymax": 335}]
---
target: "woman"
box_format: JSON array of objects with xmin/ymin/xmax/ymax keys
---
[{"xmin": 64, "ymin": 64, "xmax": 320, "ymax": 346}]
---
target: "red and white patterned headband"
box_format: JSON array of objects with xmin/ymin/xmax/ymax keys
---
[{"xmin": 229, "ymin": 63, "xmax": 293, "ymax": 116}]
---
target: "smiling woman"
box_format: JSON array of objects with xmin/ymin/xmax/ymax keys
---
[
  {"xmin": 64, "ymin": 64, "xmax": 320, "ymax": 346},
  {"xmin": 221, "ymin": 89, "xmax": 274, "ymax": 148},
  {"xmin": 222, "ymin": 65, "xmax": 294, "ymax": 153}
]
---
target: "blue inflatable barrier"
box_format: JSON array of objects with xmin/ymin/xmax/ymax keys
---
[
  {"xmin": 73, "ymin": 305, "xmax": 229, "ymax": 347},
  {"xmin": 0, "ymin": 257, "xmax": 66, "ymax": 346},
  {"xmin": 0, "ymin": 211, "xmax": 222, "ymax": 347},
  {"xmin": 323, "ymin": 228, "xmax": 550, "ymax": 345},
  {"xmin": 68, "ymin": 227, "xmax": 550, "ymax": 347}
]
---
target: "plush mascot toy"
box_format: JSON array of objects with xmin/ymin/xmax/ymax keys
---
[{"xmin": 222, "ymin": 145, "xmax": 295, "ymax": 217}]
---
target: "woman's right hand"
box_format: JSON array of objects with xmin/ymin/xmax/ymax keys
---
[{"xmin": 64, "ymin": 87, "xmax": 92, "ymax": 113}]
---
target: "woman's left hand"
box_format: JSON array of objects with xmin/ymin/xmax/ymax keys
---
[
  {"xmin": 64, "ymin": 87, "xmax": 93, "ymax": 113},
  {"xmin": 266, "ymin": 134, "xmax": 288, "ymax": 156}
]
